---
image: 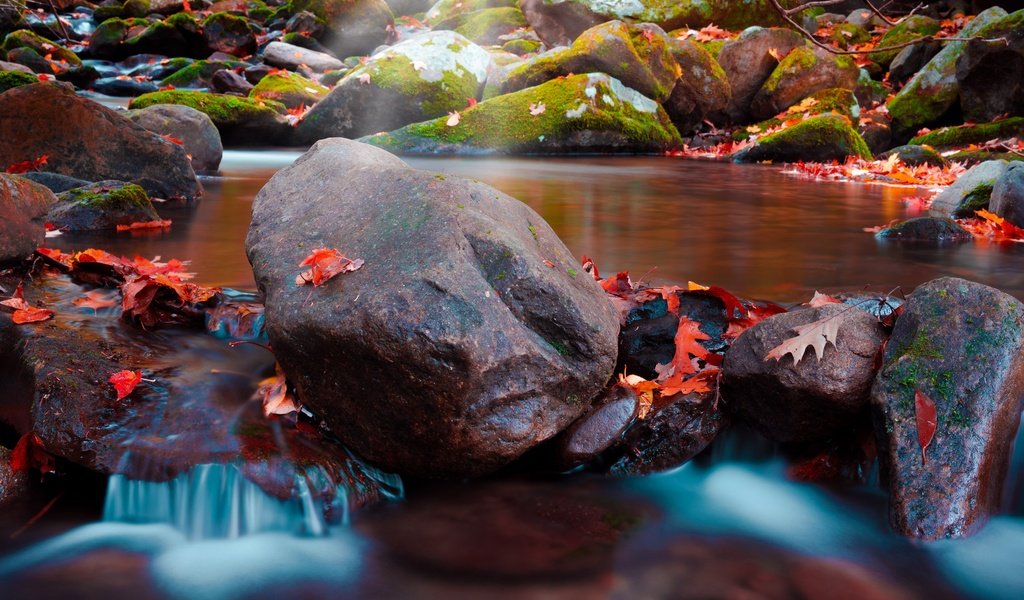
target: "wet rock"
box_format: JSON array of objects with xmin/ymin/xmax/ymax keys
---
[
  {"xmin": 160, "ymin": 58, "xmax": 247, "ymax": 88},
  {"xmin": 990, "ymin": 162, "xmax": 1024, "ymax": 228},
  {"xmin": 249, "ymin": 70, "xmax": 328, "ymax": 109},
  {"xmin": 129, "ymin": 89, "xmax": 291, "ymax": 146},
  {"xmin": 956, "ymin": 19, "xmax": 1024, "ymax": 123},
  {"xmin": 202, "ymin": 12, "xmax": 256, "ymax": 57},
  {"xmin": 127, "ymin": 104, "xmax": 224, "ymax": 173},
  {"xmin": 299, "ymin": 0, "xmax": 395, "ymax": 59},
  {"xmin": 929, "ymin": 159, "xmax": 1007, "ymax": 218},
  {"xmin": 296, "ymin": 30, "xmax": 489, "ymax": 141},
  {"xmin": 0, "ymin": 83, "xmax": 201, "ymax": 201},
  {"xmin": 211, "ymin": 68, "xmax": 254, "ymax": 95},
  {"xmin": 887, "ymin": 6, "xmax": 1008, "ymax": 135},
  {"xmin": 875, "ymin": 217, "xmax": 973, "ymax": 244},
  {"xmin": 909, "ymin": 117, "xmax": 1024, "ymax": 149},
  {"xmin": 607, "ymin": 391, "xmax": 723, "ymax": 476},
  {"xmin": 362, "ymin": 73, "xmax": 682, "ymax": 155},
  {"xmin": 867, "ymin": 15, "xmax": 939, "ymax": 68},
  {"xmin": 19, "ymin": 172, "xmax": 91, "ymax": 193},
  {"xmin": 664, "ymin": 38, "xmax": 730, "ymax": 134},
  {"xmin": 722, "ymin": 303, "xmax": 887, "ymax": 443},
  {"xmin": 878, "ymin": 144, "xmax": 947, "ymax": 168},
  {"xmin": 246, "ymin": 138, "xmax": 620, "ymax": 477},
  {"xmin": 0, "ymin": 446, "xmax": 31, "ymax": 507},
  {"xmin": 0, "ymin": 174, "xmax": 56, "ymax": 265},
  {"xmin": 0, "ymin": 59, "xmax": 34, "ymax": 74},
  {"xmin": 262, "ymin": 41, "xmax": 344, "ymax": 72},
  {"xmin": 732, "ymin": 114, "xmax": 872, "ymax": 163},
  {"xmin": 120, "ymin": 13, "xmax": 208, "ymax": 59},
  {"xmin": 286, "ymin": 10, "xmax": 326, "ymax": 38},
  {"xmin": 750, "ymin": 46, "xmax": 860, "ymax": 121},
  {"xmin": 872, "ymin": 277, "xmax": 1024, "ymax": 540},
  {"xmin": 4, "ymin": 46, "xmax": 54, "ymax": 74},
  {"xmin": 48, "ymin": 181, "xmax": 161, "ymax": 231},
  {"xmin": 553, "ymin": 384, "xmax": 638, "ymax": 470},
  {"xmin": 1, "ymin": 29, "xmax": 81, "ymax": 67},
  {"xmin": 889, "ymin": 41, "xmax": 941, "ymax": 84},
  {"xmin": 499, "ymin": 20, "xmax": 679, "ymax": 103},
  {"xmin": 716, "ymin": 27, "xmax": 805, "ymax": 123},
  {"xmin": 90, "ymin": 76, "xmax": 160, "ymax": 96}
]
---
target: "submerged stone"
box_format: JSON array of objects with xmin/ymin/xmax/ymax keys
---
[
  {"xmin": 872, "ymin": 277, "xmax": 1024, "ymax": 540},
  {"xmin": 875, "ymin": 217, "xmax": 973, "ymax": 245}
]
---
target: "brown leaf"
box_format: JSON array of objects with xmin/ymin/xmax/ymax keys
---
[
  {"xmin": 765, "ymin": 314, "xmax": 841, "ymax": 365},
  {"xmin": 915, "ymin": 389, "xmax": 937, "ymax": 464}
]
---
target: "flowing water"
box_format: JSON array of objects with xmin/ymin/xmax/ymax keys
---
[{"xmin": 2, "ymin": 152, "xmax": 1023, "ymax": 599}]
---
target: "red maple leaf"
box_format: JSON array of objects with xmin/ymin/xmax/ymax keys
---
[
  {"xmin": 1, "ymin": 284, "xmax": 54, "ymax": 324},
  {"xmin": 295, "ymin": 248, "xmax": 364, "ymax": 287},
  {"xmin": 10, "ymin": 432, "xmax": 56, "ymax": 475},
  {"xmin": 109, "ymin": 370, "xmax": 142, "ymax": 400}
]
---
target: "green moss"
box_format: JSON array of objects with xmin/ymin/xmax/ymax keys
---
[
  {"xmin": 735, "ymin": 113, "xmax": 871, "ymax": 161},
  {"xmin": 0, "ymin": 69, "xmax": 37, "ymax": 93},
  {"xmin": 547, "ymin": 338, "xmax": 569, "ymax": 356},
  {"xmin": 829, "ymin": 23, "xmax": 870, "ymax": 49},
  {"xmin": 61, "ymin": 183, "xmax": 150, "ymax": 210},
  {"xmin": 429, "ymin": 0, "xmax": 515, "ymax": 23},
  {"xmin": 501, "ymin": 38, "xmax": 540, "ymax": 55},
  {"xmin": 122, "ymin": 0, "xmax": 151, "ymax": 18},
  {"xmin": 160, "ymin": 59, "xmax": 244, "ymax": 87},
  {"xmin": 1, "ymin": 29, "xmax": 81, "ymax": 66},
  {"xmin": 528, "ymin": 223, "xmax": 537, "ymax": 239},
  {"xmin": 735, "ymin": 87, "xmax": 859, "ymax": 141},
  {"xmin": 909, "ymin": 117, "xmax": 1024, "ymax": 148},
  {"xmin": 761, "ymin": 47, "xmax": 818, "ymax": 95},
  {"xmin": 250, "ymin": 71, "xmax": 328, "ymax": 108},
  {"xmin": 567, "ymin": 267, "xmax": 578, "ymax": 278},
  {"xmin": 130, "ymin": 90, "xmax": 286, "ymax": 126},
  {"xmin": 959, "ymin": 182, "xmax": 994, "ymax": 214},
  {"xmin": 360, "ymin": 54, "xmax": 480, "ymax": 116},
  {"xmin": 203, "ymin": 11, "xmax": 251, "ymax": 30},
  {"xmin": 868, "ymin": 15, "xmax": 939, "ymax": 66},
  {"xmin": 696, "ymin": 39, "xmax": 727, "ymax": 59},
  {"xmin": 454, "ymin": 7, "xmax": 526, "ymax": 44}
]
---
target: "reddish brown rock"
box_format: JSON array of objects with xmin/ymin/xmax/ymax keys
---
[
  {"xmin": 0, "ymin": 174, "xmax": 57, "ymax": 265},
  {"xmin": 553, "ymin": 384, "xmax": 638, "ymax": 470}
]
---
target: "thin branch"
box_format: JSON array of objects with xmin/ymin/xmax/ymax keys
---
[
  {"xmin": 865, "ymin": 0, "xmax": 924, "ymax": 26},
  {"xmin": 45, "ymin": 0, "xmax": 69, "ymax": 42},
  {"xmin": 782, "ymin": 0, "xmax": 846, "ymax": 17}
]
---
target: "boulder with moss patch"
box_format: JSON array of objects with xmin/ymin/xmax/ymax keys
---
[
  {"xmin": 929, "ymin": 159, "xmax": 1008, "ymax": 218},
  {"xmin": 909, "ymin": 118, "xmax": 1024, "ymax": 149},
  {"xmin": 732, "ymin": 113, "xmax": 871, "ymax": 163},
  {"xmin": 127, "ymin": 104, "xmax": 224, "ymax": 173},
  {"xmin": 1, "ymin": 29, "xmax": 80, "ymax": 67},
  {"xmin": 48, "ymin": 181, "xmax": 161, "ymax": 231},
  {"xmin": 664, "ymin": 38, "xmax": 730, "ymax": 134},
  {"xmin": 0, "ymin": 69, "xmax": 35, "ymax": 92},
  {"xmin": 867, "ymin": 15, "xmax": 939, "ymax": 68},
  {"xmin": 500, "ymin": 20, "xmax": 679, "ymax": 103},
  {"xmin": 121, "ymin": 13, "xmax": 207, "ymax": 58},
  {"xmin": 425, "ymin": 0, "xmax": 517, "ymax": 23},
  {"xmin": 750, "ymin": 45, "xmax": 859, "ymax": 120},
  {"xmin": 297, "ymin": 30, "xmax": 489, "ymax": 141},
  {"xmin": 887, "ymin": 7, "xmax": 1010, "ymax": 136},
  {"xmin": 202, "ymin": 12, "xmax": 257, "ymax": 57},
  {"xmin": 130, "ymin": 89, "xmax": 290, "ymax": 145},
  {"xmin": 250, "ymin": 71, "xmax": 329, "ymax": 109},
  {"xmin": 716, "ymin": 26, "xmax": 805, "ymax": 123},
  {"xmin": 451, "ymin": 7, "xmax": 528, "ymax": 46},
  {"xmin": 284, "ymin": 0, "xmax": 394, "ymax": 58},
  {"xmin": 735, "ymin": 88, "xmax": 859, "ymax": 142},
  {"xmin": 160, "ymin": 58, "xmax": 247, "ymax": 88},
  {"xmin": 362, "ymin": 72, "xmax": 682, "ymax": 154}
]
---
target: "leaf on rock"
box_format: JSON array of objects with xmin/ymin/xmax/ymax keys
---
[
  {"xmin": 618, "ymin": 374, "xmax": 658, "ymax": 419},
  {"xmin": 1, "ymin": 284, "xmax": 54, "ymax": 324},
  {"xmin": 109, "ymin": 370, "xmax": 142, "ymax": 401},
  {"xmin": 295, "ymin": 247, "xmax": 364, "ymax": 287},
  {"xmin": 808, "ymin": 291, "xmax": 841, "ymax": 307},
  {"xmin": 655, "ymin": 316, "xmax": 711, "ymax": 379},
  {"xmin": 765, "ymin": 314, "xmax": 841, "ymax": 365},
  {"xmin": 10, "ymin": 432, "xmax": 56, "ymax": 475},
  {"xmin": 915, "ymin": 389, "xmax": 937, "ymax": 464},
  {"xmin": 446, "ymin": 111, "xmax": 461, "ymax": 127},
  {"xmin": 258, "ymin": 364, "xmax": 298, "ymax": 417},
  {"xmin": 529, "ymin": 101, "xmax": 546, "ymax": 116}
]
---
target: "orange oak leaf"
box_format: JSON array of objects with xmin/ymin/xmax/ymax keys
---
[
  {"xmin": 618, "ymin": 373, "xmax": 658, "ymax": 419},
  {"xmin": 915, "ymin": 389, "xmax": 937, "ymax": 464},
  {"xmin": 109, "ymin": 370, "xmax": 142, "ymax": 401},
  {"xmin": 655, "ymin": 316, "xmax": 711, "ymax": 380},
  {"xmin": 295, "ymin": 248, "xmax": 364, "ymax": 287}
]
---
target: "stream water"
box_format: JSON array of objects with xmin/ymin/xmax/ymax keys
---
[{"xmin": 2, "ymin": 152, "xmax": 1023, "ymax": 599}]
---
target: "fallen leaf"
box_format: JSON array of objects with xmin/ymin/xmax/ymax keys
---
[
  {"xmin": 5, "ymin": 154, "xmax": 48, "ymax": 174},
  {"xmin": 765, "ymin": 314, "xmax": 841, "ymax": 365},
  {"xmin": 295, "ymin": 247, "xmax": 364, "ymax": 287},
  {"xmin": 808, "ymin": 291, "xmax": 841, "ymax": 307},
  {"xmin": 73, "ymin": 290, "xmax": 118, "ymax": 312},
  {"xmin": 10, "ymin": 432, "xmax": 56, "ymax": 475},
  {"xmin": 619, "ymin": 373, "xmax": 658, "ymax": 419},
  {"xmin": 768, "ymin": 47, "xmax": 783, "ymax": 60},
  {"xmin": 655, "ymin": 316, "xmax": 711, "ymax": 379},
  {"xmin": 358, "ymin": 72, "xmax": 371, "ymax": 85},
  {"xmin": 914, "ymin": 389, "xmax": 937, "ymax": 464},
  {"xmin": 12, "ymin": 306, "xmax": 55, "ymax": 324},
  {"xmin": 116, "ymin": 219, "xmax": 172, "ymax": 232},
  {"xmin": 109, "ymin": 369, "xmax": 142, "ymax": 400},
  {"xmin": 412, "ymin": 59, "xmax": 426, "ymax": 71},
  {"xmin": 446, "ymin": 111, "xmax": 461, "ymax": 126},
  {"xmin": 529, "ymin": 101, "xmax": 546, "ymax": 116},
  {"xmin": 258, "ymin": 364, "xmax": 298, "ymax": 417}
]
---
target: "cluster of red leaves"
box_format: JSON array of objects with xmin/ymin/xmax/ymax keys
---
[
  {"xmin": 0, "ymin": 283, "xmax": 54, "ymax": 324},
  {"xmin": 789, "ymin": 154, "xmax": 967, "ymax": 186},
  {"xmin": 295, "ymin": 247, "xmax": 364, "ymax": 287},
  {"xmin": 116, "ymin": 219, "xmax": 172, "ymax": 232},
  {"xmin": 10, "ymin": 432, "xmax": 56, "ymax": 475},
  {"xmin": 957, "ymin": 209, "xmax": 1024, "ymax": 243},
  {"xmin": 5, "ymin": 155, "xmax": 48, "ymax": 174}
]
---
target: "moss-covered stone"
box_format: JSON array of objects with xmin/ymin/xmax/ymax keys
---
[
  {"xmin": 537, "ymin": 0, "xmax": 784, "ymax": 33},
  {"xmin": 124, "ymin": 13, "xmax": 207, "ymax": 59},
  {"xmin": 502, "ymin": 38, "xmax": 541, "ymax": 55},
  {"xmin": 122, "ymin": 0, "xmax": 151, "ymax": 18},
  {"xmin": 130, "ymin": 90, "xmax": 290, "ymax": 145},
  {"xmin": 828, "ymin": 22, "xmax": 870, "ymax": 49},
  {"xmin": 878, "ymin": 144, "xmax": 947, "ymax": 167},
  {"xmin": 250, "ymin": 71, "xmax": 328, "ymax": 108},
  {"xmin": 735, "ymin": 87, "xmax": 859, "ymax": 141},
  {"xmin": 452, "ymin": 7, "xmax": 527, "ymax": 46},
  {"xmin": 909, "ymin": 117, "xmax": 1024, "ymax": 148},
  {"xmin": 501, "ymin": 20, "xmax": 680, "ymax": 103},
  {"xmin": 49, "ymin": 181, "xmax": 160, "ymax": 231},
  {"xmin": 868, "ymin": 15, "xmax": 939, "ymax": 67},
  {"xmin": 160, "ymin": 59, "xmax": 245, "ymax": 87},
  {"xmin": 1, "ymin": 29, "xmax": 81, "ymax": 66},
  {"xmin": 0, "ymin": 69, "xmax": 36, "ymax": 93},
  {"xmin": 360, "ymin": 72, "xmax": 682, "ymax": 154},
  {"xmin": 929, "ymin": 159, "xmax": 1008, "ymax": 218},
  {"xmin": 92, "ymin": 4, "xmax": 125, "ymax": 21},
  {"xmin": 202, "ymin": 11, "xmax": 257, "ymax": 57},
  {"xmin": 664, "ymin": 37, "xmax": 730, "ymax": 134},
  {"xmin": 426, "ymin": 0, "xmax": 517, "ymax": 23},
  {"xmin": 733, "ymin": 113, "xmax": 872, "ymax": 163},
  {"xmin": 751, "ymin": 45, "xmax": 859, "ymax": 120}
]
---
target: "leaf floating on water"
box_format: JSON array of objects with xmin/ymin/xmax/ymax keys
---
[
  {"xmin": 116, "ymin": 219, "xmax": 172, "ymax": 232},
  {"xmin": 109, "ymin": 370, "xmax": 142, "ymax": 401},
  {"xmin": 915, "ymin": 389, "xmax": 937, "ymax": 464},
  {"xmin": 295, "ymin": 247, "xmax": 364, "ymax": 287},
  {"xmin": 73, "ymin": 291, "xmax": 119, "ymax": 312},
  {"xmin": 765, "ymin": 314, "xmax": 841, "ymax": 365}
]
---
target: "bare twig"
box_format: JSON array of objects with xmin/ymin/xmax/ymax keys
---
[
  {"xmin": 45, "ymin": 0, "xmax": 70, "ymax": 43},
  {"xmin": 9, "ymin": 492, "xmax": 63, "ymax": 540},
  {"xmin": 781, "ymin": 0, "xmax": 845, "ymax": 17},
  {"xmin": 865, "ymin": 0, "xmax": 924, "ymax": 26}
]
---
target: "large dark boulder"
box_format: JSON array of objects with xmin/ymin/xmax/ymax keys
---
[
  {"xmin": 722, "ymin": 303, "xmax": 887, "ymax": 443},
  {"xmin": 0, "ymin": 83, "xmax": 201, "ymax": 202},
  {"xmin": 749, "ymin": 46, "xmax": 859, "ymax": 121},
  {"xmin": 246, "ymin": 138, "xmax": 620, "ymax": 477},
  {"xmin": 664, "ymin": 38, "xmax": 731, "ymax": 135},
  {"xmin": 956, "ymin": 14, "xmax": 1024, "ymax": 122},
  {"xmin": 126, "ymin": 104, "xmax": 224, "ymax": 173},
  {"xmin": 990, "ymin": 162, "xmax": 1024, "ymax": 228},
  {"xmin": 716, "ymin": 27, "xmax": 805, "ymax": 123},
  {"xmin": 872, "ymin": 277, "xmax": 1024, "ymax": 540},
  {"xmin": 0, "ymin": 174, "xmax": 57, "ymax": 265}
]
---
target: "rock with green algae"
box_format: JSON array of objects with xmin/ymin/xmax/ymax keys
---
[
  {"xmin": 280, "ymin": 0, "xmax": 394, "ymax": 58},
  {"xmin": 734, "ymin": 87, "xmax": 859, "ymax": 142},
  {"xmin": 87, "ymin": 17, "xmax": 149, "ymax": 60},
  {"xmin": 716, "ymin": 26, "xmax": 805, "ymax": 122},
  {"xmin": 122, "ymin": 12, "xmax": 207, "ymax": 59},
  {"xmin": 451, "ymin": 7, "xmax": 528, "ymax": 46},
  {"xmin": 749, "ymin": 45, "xmax": 859, "ymax": 120},
  {"xmin": 160, "ymin": 58, "xmax": 247, "ymax": 88},
  {"xmin": 502, "ymin": 38, "xmax": 542, "ymax": 55},
  {"xmin": 202, "ymin": 11, "xmax": 257, "ymax": 57},
  {"xmin": 48, "ymin": 181, "xmax": 161, "ymax": 231},
  {"xmin": 872, "ymin": 277, "xmax": 1024, "ymax": 540},
  {"xmin": 928, "ymin": 159, "xmax": 1008, "ymax": 218},
  {"xmin": 909, "ymin": 117, "xmax": 1024, "ymax": 148},
  {"xmin": 249, "ymin": 70, "xmax": 328, "ymax": 109},
  {"xmin": 130, "ymin": 90, "xmax": 291, "ymax": 145},
  {"xmin": 296, "ymin": 30, "xmax": 490, "ymax": 141},
  {"xmin": 867, "ymin": 15, "xmax": 939, "ymax": 68},
  {"xmin": 663, "ymin": 37, "xmax": 730, "ymax": 134},
  {"xmin": 360, "ymin": 72, "xmax": 682, "ymax": 154},
  {"xmin": 732, "ymin": 113, "xmax": 871, "ymax": 163},
  {"xmin": 499, "ymin": 20, "xmax": 680, "ymax": 103},
  {"xmin": 0, "ymin": 69, "xmax": 35, "ymax": 92},
  {"xmin": 886, "ymin": 6, "xmax": 1010, "ymax": 135},
  {"xmin": 425, "ymin": 0, "xmax": 517, "ymax": 23},
  {"xmin": 1, "ymin": 29, "xmax": 80, "ymax": 66}
]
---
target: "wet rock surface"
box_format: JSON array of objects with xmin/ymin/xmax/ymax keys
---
[
  {"xmin": 929, "ymin": 159, "xmax": 1007, "ymax": 218},
  {"xmin": 872, "ymin": 277, "xmax": 1024, "ymax": 540},
  {"xmin": 989, "ymin": 162, "xmax": 1024, "ymax": 228},
  {"xmin": 0, "ymin": 83, "xmax": 201, "ymax": 202},
  {"xmin": 49, "ymin": 181, "xmax": 161, "ymax": 231},
  {"xmin": 553, "ymin": 384, "xmax": 638, "ymax": 470},
  {"xmin": 0, "ymin": 174, "xmax": 57, "ymax": 265},
  {"xmin": 246, "ymin": 138, "xmax": 620, "ymax": 477},
  {"xmin": 875, "ymin": 217, "xmax": 974, "ymax": 245},
  {"xmin": 723, "ymin": 303, "xmax": 887, "ymax": 443},
  {"xmin": 126, "ymin": 104, "xmax": 224, "ymax": 173}
]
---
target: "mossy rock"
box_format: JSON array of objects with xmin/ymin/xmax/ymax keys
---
[
  {"xmin": 360, "ymin": 72, "xmax": 682, "ymax": 155},
  {"xmin": 868, "ymin": 15, "xmax": 939, "ymax": 68},
  {"xmin": 250, "ymin": 71, "xmax": 328, "ymax": 108},
  {"xmin": 425, "ymin": 0, "xmax": 517, "ymax": 24},
  {"xmin": 909, "ymin": 117, "xmax": 1024, "ymax": 149},
  {"xmin": 281, "ymin": 31, "xmax": 332, "ymax": 53},
  {"xmin": 296, "ymin": 29, "xmax": 490, "ymax": 141},
  {"xmin": 732, "ymin": 113, "xmax": 871, "ymax": 163},
  {"xmin": 87, "ymin": 17, "xmax": 160, "ymax": 60},
  {"xmin": 828, "ymin": 23, "xmax": 870, "ymax": 50},
  {"xmin": 286, "ymin": 0, "xmax": 395, "ymax": 58},
  {"xmin": 500, "ymin": 20, "xmax": 680, "ymax": 103},
  {"xmin": 130, "ymin": 90, "xmax": 291, "ymax": 145},
  {"xmin": 664, "ymin": 37, "xmax": 730, "ymax": 134},
  {"xmin": 940, "ymin": 150, "xmax": 1024, "ymax": 166},
  {"xmin": 875, "ymin": 217, "xmax": 973, "ymax": 244},
  {"xmin": 160, "ymin": 59, "xmax": 245, "ymax": 88},
  {"xmin": 734, "ymin": 87, "xmax": 859, "ymax": 142},
  {"xmin": 750, "ymin": 45, "xmax": 859, "ymax": 120},
  {"xmin": 1, "ymin": 30, "xmax": 81, "ymax": 66},
  {"xmin": 502, "ymin": 38, "xmax": 541, "ymax": 55},
  {"xmin": 0, "ymin": 69, "xmax": 36, "ymax": 92},
  {"xmin": 122, "ymin": 0, "xmax": 152, "ymax": 18},
  {"xmin": 124, "ymin": 13, "xmax": 207, "ymax": 59},
  {"xmin": 49, "ymin": 181, "xmax": 161, "ymax": 231},
  {"xmin": 92, "ymin": 4, "xmax": 125, "ymax": 21},
  {"xmin": 887, "ymin": 6, "xmax": 1010, "ymax": 135},
  {"xmin": 929, "ymin": 160, "xmax": 1008, "ymax": 218},
  {"xmin": 452, "ymin": 7, "xmax": 527, "ymax": 46},
  {"xmin": 202, "ymin": 11, "xmax": 257, "ymax": 57},
  {"xmin": 878, "ymin": 144, "xmax": 947, "ymax": 168}
]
